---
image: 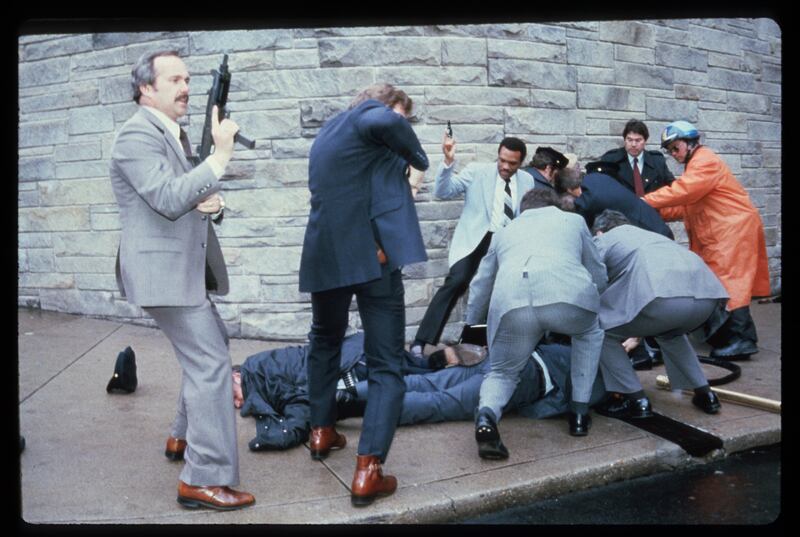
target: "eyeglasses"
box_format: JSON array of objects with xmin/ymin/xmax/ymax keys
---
[{"xmin": 663, "ymin": 142, "xmax": 684, "ymax": 155}]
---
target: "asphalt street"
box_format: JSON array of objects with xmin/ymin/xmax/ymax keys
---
[{"xmin": 457, "ymin": 444, "xmax": 782, "ymax": 525}]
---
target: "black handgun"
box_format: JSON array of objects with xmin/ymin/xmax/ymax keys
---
[
  {"xmin": 446, "ymin": 120, "xmax": 453, "ymax": 138},
  {"xmin": 196, "ymin": 54, "xmax": 255, "ymax": 161}
]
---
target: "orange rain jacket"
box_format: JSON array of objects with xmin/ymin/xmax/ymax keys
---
[{"xmin": 643, "ymin": 145, "xmax": 771, "ymax": 310}]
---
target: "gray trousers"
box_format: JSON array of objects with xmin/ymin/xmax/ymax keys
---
[
  {"xmin": 599, "ymin": 297, "xmax": 717, "ymax": 394},
  {"xmin": 144, "ymin": 298, "xmax": 239, "ymax": 487},
  {"xmin": 479, "ymin": 303, "xmax": 603, "ymax": 420}
]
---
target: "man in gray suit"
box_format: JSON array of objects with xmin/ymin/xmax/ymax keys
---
[
  {"xmin": 109, "ymin": 50, "xmax": 254, "ymax": 510},
  {"xmin": 409, "ymin": 134, "xmax": 535, "ymax": 359},
  {"xmin": 591, "ymin": 210, "xmax": 728, "ymax": 418},
  {"xmin": 466, "ymin": 188, "xmax": 608, "ymax": 459}
]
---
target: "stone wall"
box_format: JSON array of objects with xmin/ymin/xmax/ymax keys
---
[{"xmin": 18, "ymin": 19, "xmax": 782, "ymax": 342}]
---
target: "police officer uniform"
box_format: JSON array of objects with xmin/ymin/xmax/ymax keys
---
[{"xmin": 600, "ymin": 147, "xmax": 674, "ymax": 194}]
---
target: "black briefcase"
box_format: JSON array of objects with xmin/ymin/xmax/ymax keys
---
[{"xmin": 106, "ymin": 346, "xmax": 137, "ymax": 394}]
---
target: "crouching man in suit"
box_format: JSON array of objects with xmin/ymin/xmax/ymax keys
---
[
  {"xmin": 109, "ymin": 50, "xmax": 254, "ymax": 510},
  {"xmin": 465, "ymin": 189, "xmax": 608, "ymax": 460},
  {"xmin": 591, "ymin": 210, "xmax": 728, "ymax": 418}
]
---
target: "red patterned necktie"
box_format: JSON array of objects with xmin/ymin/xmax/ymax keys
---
[{"xmin": 632, "ymin": 157, "xmax": 645, "ymax": 197}]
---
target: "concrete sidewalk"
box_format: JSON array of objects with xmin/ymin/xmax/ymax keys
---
[{"xmin": 17, "ymin": 302, "xmax": 781, "ymax": 524}]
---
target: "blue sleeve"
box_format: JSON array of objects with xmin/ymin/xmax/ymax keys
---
[
  {"xmin": 355, "ymin": 106, "xmax": 429, "ymax": 171},
  {"xmin": 248, "ymin": 406, "xmax": 310, "ymax": 451}
]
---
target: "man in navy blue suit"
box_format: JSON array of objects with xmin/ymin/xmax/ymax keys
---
[{"xmin": 298, "ymin": 83, "xmax": 429, "ymax": 507}]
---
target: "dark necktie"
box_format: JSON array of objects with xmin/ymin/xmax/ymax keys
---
[
  {"xmin": 632, "ymin": 157, "xmax": 645, "ymax": 197},
  {"xmin": 503, "ymin": 178, "xmax": 514, "ymax": 224},
  {"xmin": 179, "ymin": 128, "xmax": 193, "ymax": 159},
  {"xmin": 179, "ymin": 128, "xmax": 201, "ymax": 167}
]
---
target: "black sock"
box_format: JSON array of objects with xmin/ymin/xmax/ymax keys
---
[
  {"xmin": 693, "ymin": 384, "xmax": 711, "ymax": 396},
  {"xmin": 571, "ymin": 401, "xmax": 589, "ymax": 414}
]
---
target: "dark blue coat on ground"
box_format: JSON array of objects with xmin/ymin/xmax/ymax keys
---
[
  {"xmin": 239, "ymin": 335, "xmax": 608, "ymax": 449},
  {"xmin": 575, "ymin": 172, "xmax": 674, "ymax": 239},
  {"xmin": 238, "ymin": 332, "xmax": 427, "ymax": 451},
  {"xmin": 238, "ymin": 333, "xmax": 366, "ymax": 451},
  {"xmin": 298, "ymin": 99, "xmax": 429, "ymax": 293}
]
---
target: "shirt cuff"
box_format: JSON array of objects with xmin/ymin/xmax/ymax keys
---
[{"xmin": 206, "ymin": 155, "xmax": 226, "ymax": 179}]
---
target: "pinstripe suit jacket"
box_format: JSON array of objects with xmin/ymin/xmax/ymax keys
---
[
  {"xmin": 109, "ymin": 107, "xmax": 229, "ymax": 307},
  {"xmin": 434, "ymin": 161, "xmax": 534, "ymax": 268},
  {"xmin": 465, "ymin": 206, "xmax": 608, "ymax": 347}
]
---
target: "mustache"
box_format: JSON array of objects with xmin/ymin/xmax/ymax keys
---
[{"xmin": 175, "ymin": 94, "xmax": 189, "ymax": 103}]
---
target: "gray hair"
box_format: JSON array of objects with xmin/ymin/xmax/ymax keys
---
[
  {"xmin": 520, "ymin": 187, "xmax": 561, "ymax": 213},
  {"xmin": 131, "ymin": 50, "xmax": 181, "ymax": 104},
  {"xmin": 554, "ymin": 166, "xmax": 583, "ymax": 195},
  {"xmin": 591, "ymin": 209, "xmax": 630, "ymax": 235}
]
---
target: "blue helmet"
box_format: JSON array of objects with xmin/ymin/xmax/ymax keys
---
[{"xmin": 661, "ymin": 120, "xmax": 700, "ymax": 148}]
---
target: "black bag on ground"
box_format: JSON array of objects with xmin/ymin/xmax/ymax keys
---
[{"xmin": 106, "ymin": 347, "xmax": 137, "ymax": 394}]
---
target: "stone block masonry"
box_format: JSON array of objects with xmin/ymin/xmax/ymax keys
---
[{"xmin": 18, "ymin": 18, "xmax": 781, "ymax": 341}]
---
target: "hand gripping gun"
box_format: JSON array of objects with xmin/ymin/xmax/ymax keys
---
[{"xmin": 196, "ymin": 54, "xmax": 256, "ymax": 160}]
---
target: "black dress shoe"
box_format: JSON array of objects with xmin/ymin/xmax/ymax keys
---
[
  {"xmin": 692, "ymin": 391, "xmax": 721, "ymax": 414},
  {"xmin": 595, "ymin": 395, "xmax": 653, "ymax": 419},
  {"xmin": 710, "ymin": 338, "xmax": 758, "ymax": 360},
  {"xmin": 475, "ymin": 408, "xmax": 509, "ymax": 460},
  {"xmin": 569, "ymin": 412, "xmax": 592, "ymax": 436}
]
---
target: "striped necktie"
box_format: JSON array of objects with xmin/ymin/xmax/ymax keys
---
[{"xmin": 502, "ymin": 178, "xmax": 514, "ymax": 225}]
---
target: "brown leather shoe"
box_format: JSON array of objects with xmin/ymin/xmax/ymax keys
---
[
  {"xmin": 165, "ymin": 436, "xmax": 187, "ymax": 461},
  {"xmin": 177, "ymin": 481, "xmax": 255, "ymax": 511},
  {"xmin": 309, "ymin": 426, "xmax": 346, "ymax": 460},
  {"xmin": 350, "ymin": 455, "xmax": 397, "ymax": 507}
]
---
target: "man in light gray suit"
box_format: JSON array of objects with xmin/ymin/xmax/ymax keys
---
[
  {"xmin": 592, "ymin": 210, "xmax": 728, "ymax": 418},
  {"xmin": 466, "ymin": 188, "xmax": 608, "ymax": 459},
  {"xmin": 109, "ymin": 50, "xmax": 255, "ymax": 510},
  {"xmin": 409, "ymin": 133, "xmax": 535, "ymax": 359}
]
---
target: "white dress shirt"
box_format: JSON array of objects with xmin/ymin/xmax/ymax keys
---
[{"xmin": 628, "ymin": 152, "xmax": 644, "ymax": 174}]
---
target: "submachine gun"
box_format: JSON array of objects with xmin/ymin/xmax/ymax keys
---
[{"xmin": 196, "ymin": 54, "xmax": 256, "ymax": 160}]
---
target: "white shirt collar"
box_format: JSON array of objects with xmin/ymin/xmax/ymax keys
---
[
  {"xmin": 496, "ymin": 170, "xmax": 517, "ymax": 184},
  {"xmin": 142, "ymin": 105, "xmax": 182, "ymax": 143},
  {"xmin": 628, "ymin": 152, "xmax": 644, "ymax": 168}
]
